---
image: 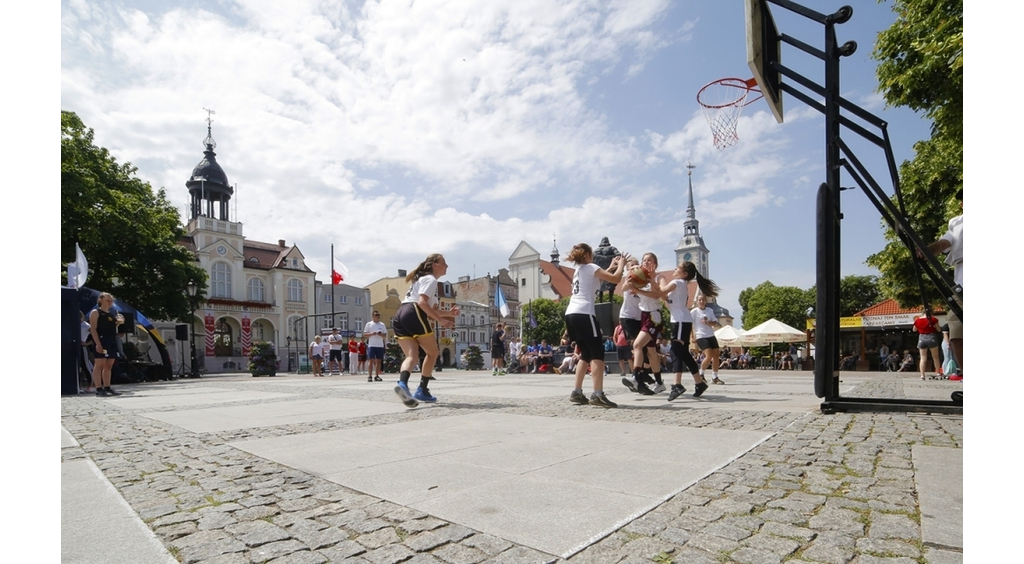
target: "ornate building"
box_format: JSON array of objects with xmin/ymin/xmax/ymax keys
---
[
  {"xmin": 674, "ymin": 163, "xmax": 711, "ymax": 277},
  {"xmin": 180, "ymin": 117, "xmax": 317, "ymax": 372}
]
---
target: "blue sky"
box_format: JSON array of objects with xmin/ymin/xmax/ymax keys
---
[{"xmin": 61, "ymin": 0, "xmax": 937, "ymax": 324}]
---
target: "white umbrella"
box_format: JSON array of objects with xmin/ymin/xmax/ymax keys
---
[
  {"xmin": 738, "ymin": 318, "xmax": 806, "ymax": 347},
  {"xmin": 715, "ymin": 324, "xmax": 746, "ymax": 345}
]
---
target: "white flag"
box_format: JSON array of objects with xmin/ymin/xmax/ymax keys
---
[
  {"xmin": 495, "ymin": 285, "xmax": 510, "ymax": 318},
  {"xmin": 67, "ymin": 243, "xmax": 89, "ymax": 289}
]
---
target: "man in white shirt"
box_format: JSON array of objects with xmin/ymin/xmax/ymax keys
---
[
  {"xmin": 363, "ymin": 311, "xmax": 387, "ymax": 382},
  {"xmin": 327, "ymin": 328, "xmax": 345, "ymax": 375}
]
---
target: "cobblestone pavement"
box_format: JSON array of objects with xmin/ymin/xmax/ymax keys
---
[{"xmin": 61, "ymin": 372, "xmax": 962, "ymax": 563}]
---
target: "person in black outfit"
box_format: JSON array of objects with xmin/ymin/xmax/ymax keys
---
[
  {"xmin": 491, "ymin": 323, "xmax": 506, "ymax": 375},
  {"xmin": 89, "ymin": 292, "xmax": 123, "ymax": 397}
]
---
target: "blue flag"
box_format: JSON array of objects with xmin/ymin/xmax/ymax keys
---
[{"xmin": 495, "ymin": 285, "xmax": 510, "ymax": 318}]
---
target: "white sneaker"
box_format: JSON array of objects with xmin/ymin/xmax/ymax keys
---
[{"xmin": 652, "ymin": 383, "xmax": 666, "ymax": 394}]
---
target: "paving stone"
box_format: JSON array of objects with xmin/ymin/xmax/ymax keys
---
[
  {"xmin": 360, "ymin": 543, "xmax": 417, "ymax": 564},
  {"xmin": 225, "ymin": 520, "xmax": 291, "ymax": 547},
  {"xmin": 855, "ymin": 538, "xmax": 921, "ymax": 558},
  {"xmin": 400, "ymin": 517, "xmax": 450, "ymax": 534},
  {"xmin": 157, "ymin": 521, "xmax": 198, "ymax": 540},
  {"xmin": 740, "ymin": 532, "xmax": 800, "ymax": 556},
  {"xmin": 854, "ymin": 556, "xmax": 918, "ymax": 564},
  {"xmin": 808, "ymin": 507, "xmax": 866, "ymax": 536},
  {"xmin": 685, "ymin": 531, "xmax": 740, "ymax": 554},
  {"xmin": 655, "ymin": 526, "xmax": 692, "ymax": 546},
  {"xmin": 431, "ymin": 542, "xmax": 487, "ymax": 564},
  {"xmin": 248, "ymin": 540, "xmax": 309, "ymax": 562},
  {"xmin": 316, "ymin": 540, "xmax": 367, "ymax": 560},
  {"xmin": 760, "ymin": 522, "xmax": 816, "ymax": 542},
  {"xmin": 729, "ymin": 546, "xmax": 783, "ymax": 564},
  {"xmin": 266, "ymin": 550, "xmax": 329, "ymax": 564},
  {"xmin": 866, "ymin": 513, "xmax": 918, "ymax": 541},
  {"xmin": 486, "ymin": 545, "xmax": 553, "ymax": 564},
  {"xmin": 700, "ymin": 521, "xmax": 753, "ymax": 542},
  {"xmin": 354, "ymin": 526, "xmax": 402, "ymax": 550},
  {"xmin": 461, "ymin": 533, "xmax": 513, "ymax": 555}
]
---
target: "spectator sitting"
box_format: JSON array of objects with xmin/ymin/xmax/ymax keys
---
[
  {"xmin": 536, "ymin": 339, "xmax": 554, "ymax": 373},
  {"xmin": 899, "ymin": 350, "xmax": 914, "ymax": 372},
  {"xmin": 558, "ymin": 343, "xmax": 580, "ymax": 374},
  {"xmin": 884, "ymin": 351, "xmax": 900, "ymax": 371}
]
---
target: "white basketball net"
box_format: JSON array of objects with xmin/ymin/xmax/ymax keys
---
[{"xmin": 698, "ymin": 78, "xmax": 760, "ymax": 150}]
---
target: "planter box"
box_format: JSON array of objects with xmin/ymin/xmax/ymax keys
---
[{"xmin": 250, "ymin": 370, "xmax": 277, "ymax": 377}]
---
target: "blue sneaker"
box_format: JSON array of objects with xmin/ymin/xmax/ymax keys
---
[
  {"xmin": 413, "ymin": 387, "xmax": 437, "ymax": 403},
  {"xmin": 394, "ymin": 381, "xmax": 418, "ymax": 407}
]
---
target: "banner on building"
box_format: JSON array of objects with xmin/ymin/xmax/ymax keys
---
[
  {"xmin": 241, "ymin": 313, "xmax": 251, "ymax": 356},
  {"xmin": 204, "ymin": 311, "xmax": 216, "ymax": 356}
]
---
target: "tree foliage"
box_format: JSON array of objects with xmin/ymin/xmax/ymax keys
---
[
  {"xmin": 808, "ymin": 275, "xmax": 883, "ymax": 317},
  {"xmin": 62, "ymin": 111, "xmax": 207, "ymax": 320},
  {"xmin": 522, "ymin": 298, "xmax": 568, "ymax": 346},
  {"xmin": 867, "ymin": 0, "xmax": 962, "ymax": 307},
  {"xmin": 739, "ymin": 282, "xmax": 814, "ymax": 331}
]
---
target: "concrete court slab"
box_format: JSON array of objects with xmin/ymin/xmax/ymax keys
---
[
  {"xmin": 62, "ymin": 425, "xmax": 79, "ymax": 448},
  {"xmin": 914, "ymin": 445, "xmax": 963, "ymax": 550},
  {"xmin": 141, "ymin": 397, "xmax": 409, "ymax": 433},
  {"xmin": 232, "ymin": 412, "xmax": 770, "ymax": 557},
  {"xmin": 62, "ymin": 458, "xmax": 177, "ymax": 564},
  {"xmin": 105, "ymin": 388, "xmax": 294, "ymax": 410}
]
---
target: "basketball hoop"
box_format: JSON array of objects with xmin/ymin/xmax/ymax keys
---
[{"xmin": 697, "ymin": 78, "xmax": 763, "ymax": 150}]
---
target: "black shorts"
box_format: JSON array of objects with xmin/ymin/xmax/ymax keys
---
[
  {"xmin": 97, "ymin": 336, "xmax": 118, "ymax": 360},
  {"xmin": 565, "ymin": 313, "xmax": 603, "ymax": 363},
  {"xmin": 491, "ymin": 347, "xmax": 505, "ymax": 361},
  {"xmin": 616, "ymin": 345, "xmax": 632, "ymax": 360},
  {"xmin": 329, "ymin": 349, "xmax": 343, "ymax": 362},
  {"xmin": 669, "ymin": 322, "xmax": 693, "ymax": 342},
  {"xmin": 620, "ymin": 318, "xmax": 641, "ymax": 341},
  {"xmin": 696, "ymin": 336, "xmax": 720, "ymax": 350},
  {"xmin": 392, "ymin": 302, "xmax": 433, "ymax": 339}
]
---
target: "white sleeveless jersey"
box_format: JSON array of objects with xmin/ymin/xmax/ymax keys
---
[
  {"xmin": 638, "ymin": 275, "xmax": 662, "ymax": 312},
  {"xmin": 619, "ymin": 287, "xmax": 641, "ymax": 320},
  {"xmin": 565, "ymin": 263, "xmax": 599, "ymax": 316},
  {"xmin": 665, "ymin": 279, "xmax": 690, "ymax": 323},
  {"xmin": 403, "ymin": 275, "xmax": 438, "ymax": 307}
]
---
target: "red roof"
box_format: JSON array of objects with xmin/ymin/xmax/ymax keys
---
[
  {"xmin": 855, "ymin": 298, "xmax": 944, "ymax": 317},
  {"xmin": 539, "ymin": 260, "xmax": 575, "ymax": 299}
]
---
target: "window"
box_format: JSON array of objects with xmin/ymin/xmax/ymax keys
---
[
  {"xmin": 339, "ymin": 318, "xmax": 348, "ymax": 332},
  {"xmin": 354, "ymin": 317, "xmax": 363, "ymax": 331},
  {"xmin": 522, "ymin": 278, "xmax": 526, "ymax": 286},
  {"xmin": 288, "ymin": 279, "xmax": 303, "ymax": 302},
  {"xmin": 355, "ymin": 296, "xmax": 362, "ymax": 305},
  {"xmin": 247, "ymin": 278, "xmax": 265, "ymax": 302},
  {"xmin": 211, "ymin": 263, "xmax": 231, "ymax": 298},
  {"xmin": 288, "ymin": 315, "xmax": 302, "ymax": 340},
  {"xmin": 324, "ymin": 293, "xmax": 332, "ymax": 303},
  {"xmin": 322, "ymin": 316, "xmax": 332, "ymax": 329},
  {"xmin": 460, "ymin": 331, "xmax": 466, "ymax": 342},
  {"xmin": 470, "ymin": 314, "xmax": 476, "ymax": 328},
  {"xmin": 479, "ymin": 332, "xmax": 485, "ymax": 343},
  {"xmin": 470, "ymin": 332, "xmax": 476, "ymax": 343},
  {"xmin": 339, "ymin": 295, "xmax": 348, "ymax": 304},
  {"xmin": 251, "ymin": 320, "xmax": 265, "ymax": 341},
  {"xmin": 460, "ymin": 314, "xmax": 466, "ymax": 326}
]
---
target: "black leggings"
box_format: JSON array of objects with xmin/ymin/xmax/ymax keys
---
[{"xmin": 670, "ymin": 340, "xmax": 700, "ymax": 375}]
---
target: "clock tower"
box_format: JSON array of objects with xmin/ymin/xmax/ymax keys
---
[{"xmin": 674, "ymin": 163, "xmax": 710, "ymax": 277}]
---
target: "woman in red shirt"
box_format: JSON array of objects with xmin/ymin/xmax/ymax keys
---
[{"xmin": 913, "ymin": 313, "xmax": 943, "ymax": 380}]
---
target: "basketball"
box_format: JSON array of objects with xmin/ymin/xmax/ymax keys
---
[{"xmin": 627, "ymin": 266, "xmax": 650, "ymax": 287}]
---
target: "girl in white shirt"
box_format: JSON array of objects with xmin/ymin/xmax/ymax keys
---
[
  {"xmin": 564, "ymin": 243, "xmax": 628, "ymax": 408},
  {"xmin": 308, "ymin": 335, "xmax": 325, "ymax": 377},
  {"xmin": 391, "ymin": 254, "xmax": 459, "ymax": 407},
  {"xmin": 628, "ymin": 253, "xmax": 667, "ymax": 393}
]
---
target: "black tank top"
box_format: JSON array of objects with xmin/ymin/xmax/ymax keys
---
[{"xmin": 95, "ymin": 308, "xmax": 118, "ymax": 339}]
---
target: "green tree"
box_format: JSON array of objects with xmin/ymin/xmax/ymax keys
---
[
  {"xmin": 867, "ymin": 0, "xmax": 962, "ymax": 307},
  {"xmin": 738, "ymin": 281, "xmax": 814, "ymax": 330},
  {"xmin": 522, "ymin": 298, "xmax": 567, "ymax": 345},
  {"xmin": 807, "ymin": 275, "xmax": 882, "ymax": 317},
  {"xmin": 62, "ymin": 110, "xmax": 207, "ymax": 320}
]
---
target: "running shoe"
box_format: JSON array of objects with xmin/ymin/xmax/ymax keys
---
[
  {"xmin": 622, "ymin": 376, "xmax": 638, "ymax": 392},
  {"xmin": 652, "ymin": 383, "xmax": 666, "ymax": 394},
  {"xmin": 949, "ymin": 374, "xmax": 963, "ymax": 381},
  {"xmin": 413, "ymin": 387, "xmax": 438, "ymax": 403},
  {"xmin": 693, "ymin": 381, "xmax": 709, "ymax": 398},
  {"xmin": 589, "ymin": 392, "xmax": 618, "ymax": 408},
  {"xmin": 569, "ymin": 390, "xmax": 590, "ymax": 405},
  {"xmin": 637, "ymin": 382, "xmax": 656, "ymax": 395},
  {"xmin": 394, "ymin": 381, "xmax": 419, "ymax": 407},
  {"xmin": 374, "ymin": 376, "xmax": 382, "ymax": 382},
  {"xmin": 712, "ymin": 376, "xmax": 725, "ymax": 385},
  {"xmin": 667, "ymin": 384, "xmax": 685, "ymax": 401},
  {"xmin": 367, "ymin": 376, "xmax": 373, "ymax": 382},
  {"xmin": 96, "ymin": 388, "xmax": 108, "ymax": 397}
]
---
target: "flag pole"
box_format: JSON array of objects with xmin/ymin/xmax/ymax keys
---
[{"xmin": 331, "ymin": 244, "xmax": 336, "ymax": 329}]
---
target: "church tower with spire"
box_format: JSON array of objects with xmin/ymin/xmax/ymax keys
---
[{"xmin": 674, "ymin": 163, "xmax": 710, "ymax": 277}]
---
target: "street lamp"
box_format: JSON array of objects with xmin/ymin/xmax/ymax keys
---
[{"xmin": 187, "ymin": 280, "xmax": 200, "ymax": 378}]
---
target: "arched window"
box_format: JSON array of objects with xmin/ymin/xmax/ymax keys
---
[
  {"xmin": 251, "ymin": 320, "xmax": 266, "ymax": 341},
  {"xmin": 288, "ymin": 315, "xmax": 302, "ymax": 341},
  {"xmin": 470, "ymin": 314, "xmax": 476, "ymax": 329},
  {"xmin": 211, "ymin": 263, "xmax": 232, "ymax": 298},
  {"xmin": 460, "ymin": 314, "xmax": 466, "ymax": 326},
  {"xmin": 287, "ymin": 279, "xmax": 303, "ymax": 302},
  {"xmin": 247, "ymin": 278, "xmax": 265, "ymax": 302}
]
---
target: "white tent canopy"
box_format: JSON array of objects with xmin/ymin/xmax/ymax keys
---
[
  {"xmin": 738, "ymin": 318, "xmax": 806, "ymax": 346},
  {"xmin": 714, "ymin": 325, "xmax": 746, "ymax": 345}
]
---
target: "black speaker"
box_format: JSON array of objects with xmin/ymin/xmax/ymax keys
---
[
  {"xmin": 175, "ymin": 324, "xmax": 189, "ymax": 340},
  {"xmin": 62, "ymin": 288, "xmax": 81, "ymax": 395},
  {"xmin": 118, "ymin": 311, "xmax": 136, "ymax": 334}
]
